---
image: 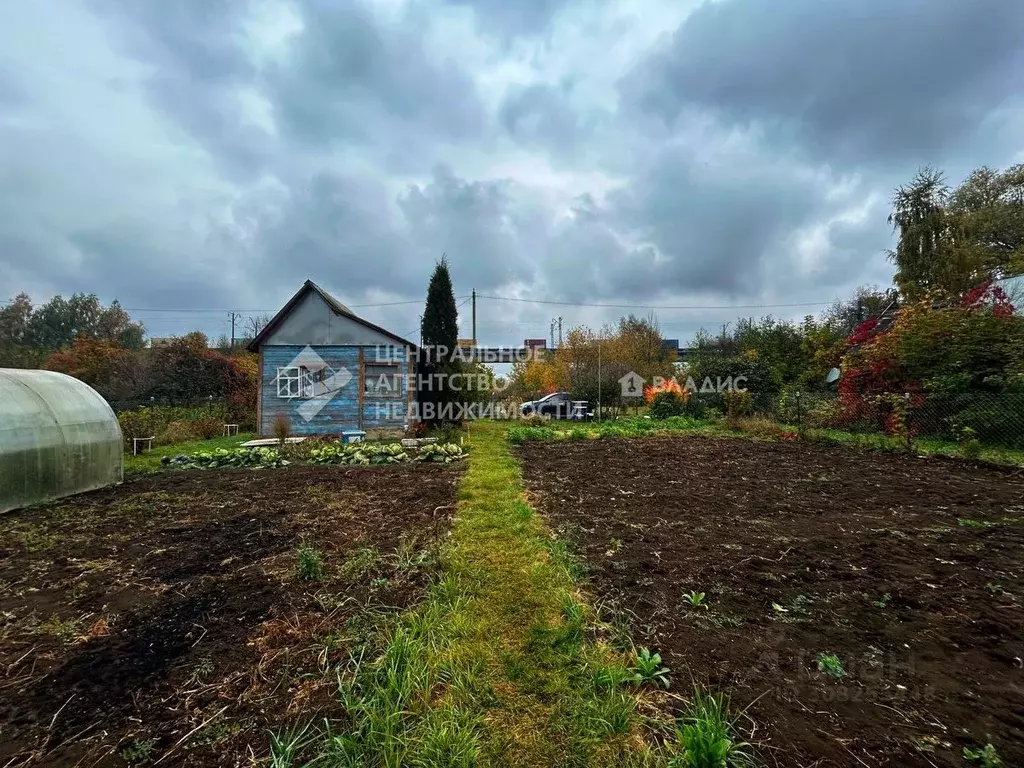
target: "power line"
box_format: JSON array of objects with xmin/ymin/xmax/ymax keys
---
[
  {"xmin": 116, "ymin": 297, "xmax": 466, "ymax": 313},
  {"xmin": 474, "ymin": 294, "xmax": 832, "ymax": 310},
  {"xmin": 0, "ymin": 296, "xmax": 472, "ymax": 312}
]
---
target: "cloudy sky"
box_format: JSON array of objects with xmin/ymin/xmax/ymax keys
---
[{"xmin": 2, "ymin": 0, "xmax": 1023, "ymax": 346}]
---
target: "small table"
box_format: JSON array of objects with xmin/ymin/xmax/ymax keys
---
[
  {"xmin": 132, "ymin": 436, "xmax": 155, "ymax": 455},
  {"xmin": 223, "ymin": 424, "xmax": 239, "ymax": 436}
]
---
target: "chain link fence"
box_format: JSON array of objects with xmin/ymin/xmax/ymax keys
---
[{"xmin": 680, "ymin": 390, "xmax": 1024, "ymax": 450}]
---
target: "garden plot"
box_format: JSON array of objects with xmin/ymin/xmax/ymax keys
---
[
  {"xmin": 516, "ymin": 437, "xmax": 1024, "ymax": 768},
  {"xmin": 0, "ymin": 463, "xmax": 461, "ymax": 767}
]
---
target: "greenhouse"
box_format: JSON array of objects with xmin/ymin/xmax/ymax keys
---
[{"xmin": 0, "ymin": 369, "xmax": 123, "ymax": 513}]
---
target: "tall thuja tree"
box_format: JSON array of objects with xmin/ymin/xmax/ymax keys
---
[{"xmin": 419, "ymin": 255, "xmax": 460, "ymax": 424}]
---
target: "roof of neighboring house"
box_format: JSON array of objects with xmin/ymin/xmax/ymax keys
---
[
  {"xmin": 997, "ymin": 273, "xmax": 1024, "ymax": 302},
  {"xmin": 246, "ymin": 280, "xmax": 417, "ymax": 352}
]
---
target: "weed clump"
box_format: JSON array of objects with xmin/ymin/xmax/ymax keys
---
[
  {"xmin": 297, "ymin": 547, "xmax": 326, "ymax": 581},
  {"xmin": 668, "ymin": 688, "xmax": 753, "ymax": 767},
  {"xmin": 816, "ymin": 652, "xmax": 846, "ymax": 679}
]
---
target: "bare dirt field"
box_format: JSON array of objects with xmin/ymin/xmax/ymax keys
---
[
  {"xmin": 0, "ymin": 464, "xmax": 462, "ymax": 767},
  {"xmin": 516, "ymin": 436, "xmax": 1024, "ymax": 767}
]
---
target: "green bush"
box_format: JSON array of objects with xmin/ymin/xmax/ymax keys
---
[
  {"xmin": 118, "ymin": 409, "xmax": 155, "ymax": 440},
  {"xmin": 118, "ymin": 405, "xmax": 232, "ymax": 447},
  {"xmin": 649, "ymin": 391, "xmax": 688, "ymax": 420},
  {"xmin": 721, "ymin": 390, "xmax": 753, "ymax": 419}
]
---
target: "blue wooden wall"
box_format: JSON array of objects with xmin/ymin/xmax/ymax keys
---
[{"xmin": 259, "ymin": 345, "xmax": 413, "ymax": 435}]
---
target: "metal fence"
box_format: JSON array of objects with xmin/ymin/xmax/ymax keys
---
[{"xmin": 680, "ymin": 390, "xmax": 1024, "ymax": 450}]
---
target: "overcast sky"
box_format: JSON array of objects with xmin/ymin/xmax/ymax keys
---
[{"xmin": 2, "ymin": 0, "xmax": 1022, "ymax": 345}]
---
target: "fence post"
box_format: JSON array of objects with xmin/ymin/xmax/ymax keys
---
[
  {"xmin": 795, "ymin": 391, "xmax": 803, "ymax": 433},
  {"xmin": 904, "ymin": 392, "xmax": 914, "ymax": 452}
]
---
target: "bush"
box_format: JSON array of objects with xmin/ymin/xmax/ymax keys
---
[
  {"xmin": 649, "ymin": 391, "xmax": 688, "ymax": 420},
  {"xmin": 430, "ymin": 424, "xmax": 464, "ymax": 444},
  {"xmin": 118, "ymin": 409, "xmax": 156, "ymax": 440},
  {"xmin": 272, "ymin": 414, "xmax": 292, "ymax": 446},
  {"xmin": 193, "ymin": 417, "xmax": 222, "ymax": 439},
  {"xmin": 117, "ymin": 404, "xmax": 234, "ymax": 448},
  {"xmin": 156, "ymin": 420, "xmax": 199, "ymax": 446},
  {"xmin": 722, "ymin": 390, "xmax": 753, "ymax": 419}
]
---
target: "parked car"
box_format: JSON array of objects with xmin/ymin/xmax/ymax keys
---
[{"xmin": 520, "ymin": 392, "xmax": 588, "ymax": 420}]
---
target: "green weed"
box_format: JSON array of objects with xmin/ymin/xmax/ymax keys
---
[
  {"xmin": 268, "ymin": 722, "xmax": 315, "ymax": 768},
  {"xmin": 189, "ymin": 656, "xmax": 214, "ymax": 682},
  {"xmin": 631, "ymin": 647, "xmax": 671, "ymax": 689},
  {"xmin": 963, "ymin": 742, "xmax": 1003, "ymax": 767},
  {"xmin": 296, "ymin": 547, "xmax": 326, "ymax": 581},
  {"xmin": 683, "ymin": 591, "xmax": 707, "ymax": 608},
  {"xmin": 37, "ymin": 615, "xmax": 81, "ymax": 641},
  {"xmin": 816, "ymin": 652, "xmax": 846, "ymax": 679},
  {"xmin": 668, "ymin": 688, "xmax": 753, "ymax": 767},
  {"xmin": 120, "ymin": 738, "xmax": 158, "ymax": 764},
  {"xmin": 340, "ymin": 547, "xmax": 381, "ymax": 578}
]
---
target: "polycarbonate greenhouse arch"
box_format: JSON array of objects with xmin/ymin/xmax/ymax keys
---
[{"xmin": 0, "ymin": 369, "xmax": 123, "ymax": 513}]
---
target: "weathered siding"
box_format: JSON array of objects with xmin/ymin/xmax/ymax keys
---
[{"xmin": 259, "ymin": 344, "xmax": 413, "ymax": 435}]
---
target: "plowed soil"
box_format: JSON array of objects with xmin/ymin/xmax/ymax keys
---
[
  {"xmin": 0, "ymin": 464, "xmax": 461, "ymax": 767},
  {"xmin": 516, "ymin": 436, "xmax": 1024, "ymax": 767}
]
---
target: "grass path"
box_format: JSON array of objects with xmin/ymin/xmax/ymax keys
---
[
  {"xmin": 439, "ymin": 421, "xmax": 645, "ymax": 765},
  {"xmin": 302, "ymin": 421, "xmax": 668, "ymax": 767}
]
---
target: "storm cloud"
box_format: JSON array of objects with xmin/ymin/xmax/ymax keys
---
[{"xmin": 1, "ymin": 0, "xmax": 1021, "ymax": 343}]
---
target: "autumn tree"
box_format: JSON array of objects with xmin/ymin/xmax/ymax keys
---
[
  {"xmin": 43, "ymin": 337, "xmax": 138, "ymax": 401},
  {"xmin": 889, "ymin": 165, "xmax": 1024, "ymax": 299}
]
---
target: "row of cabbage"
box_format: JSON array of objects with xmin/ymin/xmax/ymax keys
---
[{"xmin": 161, "ymin": 441, "xmax": 465, "ymax": 469}]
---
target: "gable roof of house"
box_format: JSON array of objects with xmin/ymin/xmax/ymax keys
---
[{"xmin": 246, "ymin": 280, "xmax": 417, "ymax": 352}]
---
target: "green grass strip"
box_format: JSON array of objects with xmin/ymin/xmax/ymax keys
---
[
  {"xmin": 287, "ymin": 421, "xmax": 754, "ymax": 767},
  {"xmin": 292, "ymin": 422, "xmax": 664, "ymax": 767}
]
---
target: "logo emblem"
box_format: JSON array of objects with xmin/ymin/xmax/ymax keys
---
[
  {"xmin": 619, "ymin": 371, "xmax": 644, "ymax": 397},
  {"xmin": 273, "ymin": 345, "xmax": 352, "ymax": 421}
]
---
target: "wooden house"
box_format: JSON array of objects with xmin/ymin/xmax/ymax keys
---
[{"xmin": 246, "ymin": 281, "xmax": 417, "ymax": 436}]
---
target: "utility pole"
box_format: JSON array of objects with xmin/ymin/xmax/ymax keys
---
[
  {"xmin": 558, "ymin": 316, "xmax": 563, "ymax": 347},
  {"xmin": 550, "ymin": 319, "xmax": 556, "ymax": 349},
  {"xmin": 471, "ymin": 289, "xmax": 477, "ymax": 344},
  {"xmin": 228, "ymin": 311, "xmax": 242, "ymax": 348}
]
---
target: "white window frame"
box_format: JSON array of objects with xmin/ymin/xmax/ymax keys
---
[{"xmin": 277, "ymin": 366, "xmax": 301, "ymax": 399}]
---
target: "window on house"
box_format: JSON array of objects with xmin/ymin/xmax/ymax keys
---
[
  {"xmin": 277, "ymin": 366, "xmax": 301, "ymax": 398},
  {"xmin": 278, "ymin": 365, "xmax": 325, "ymax": 398},
  {"xmin": 301, "ymin": 367, "xmax": 325, "ymax": 397},
  {"xmin": 364, "ymin": 363, "xmax": 402, "ymax": 398}
]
